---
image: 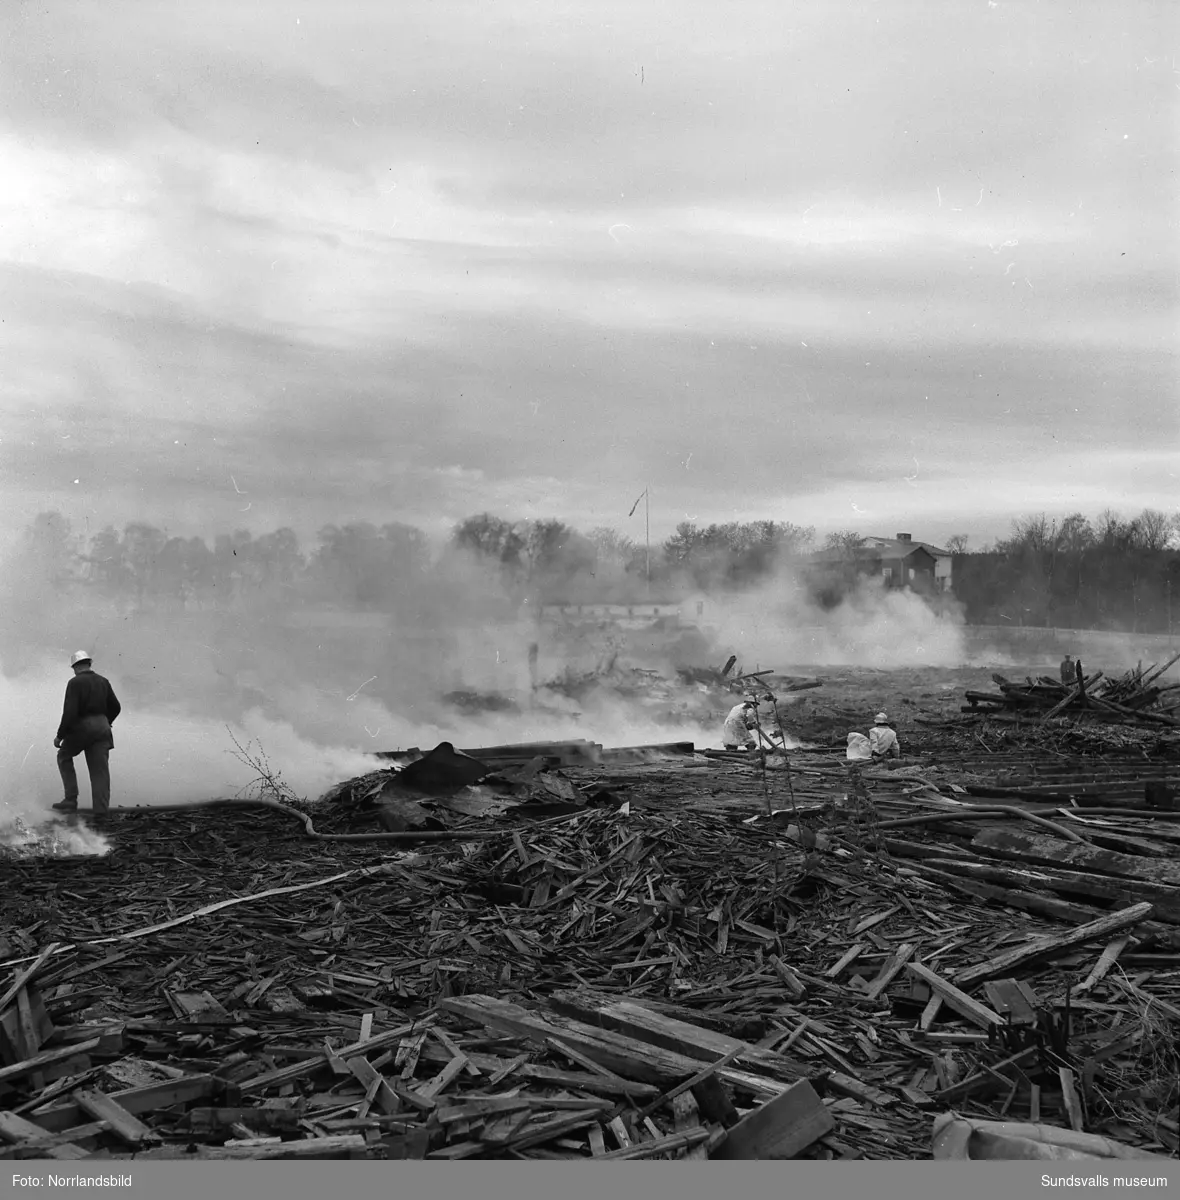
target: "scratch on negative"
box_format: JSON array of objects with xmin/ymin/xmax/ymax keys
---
[{"xmin": 347, "ymin": 676, "xmax": 378, "ymax": 701}]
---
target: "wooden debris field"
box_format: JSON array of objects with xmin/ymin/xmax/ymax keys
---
[{"xmin": 2, "ymin": 723, "xmax": 1178, "ymax": 1162}]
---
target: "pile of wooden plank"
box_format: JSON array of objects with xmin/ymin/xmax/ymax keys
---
[
  {"xmin": 2, "ymin": 765, "xmax": 1178, "ymax": 1160},
  {"xmin": 962, "ymin": 655, "xmax": 1180, "ymax": 727}
]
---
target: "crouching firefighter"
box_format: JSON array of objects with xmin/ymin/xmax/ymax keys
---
[
  {"xmin": 869, "ymin": 712, "xmax": 900, "ymax": 760},
  {"xmin": 723, "ymin": 697, "xmax": 759, "ymax": 751}
]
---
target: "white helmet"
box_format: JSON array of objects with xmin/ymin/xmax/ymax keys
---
[
  {"xmin": 70, "ymin": 650, "xmax": 92, "ymax": 667},
  {"xmin": 874, "ymin": 711, "xmax": 889, "ymax": 724}
]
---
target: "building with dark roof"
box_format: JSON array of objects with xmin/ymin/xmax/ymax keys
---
[
  {"xmin": 811, "ymin": 532, "xmax": 950, "ymax": 594},
  {"xmin": 863, "ymin": 533, "xmax": 953, "ymax": 591}
]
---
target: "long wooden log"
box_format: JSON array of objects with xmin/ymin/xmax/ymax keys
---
[
  {"xmin": 546, "ymin": 991, "xmax": 801, "ymax": 1085},
  {"xmin": 439, "ymin": 995, "xmax": 793, "ymax": 1099},
  {"xmin": 27, "ymin": 1074, "xmax": 218, "ymax": 1133},
  {"xmin": 903, "ymin": 863, "xmax": 1111, "ymax": 927},
  {"xmin": 921, "ymin": 856, "xmax": 1180, "ymax": 924},
  {"xmin": 126, "ymin": 1134, "xmax": 368, "ymax": 1159},
  {"xmin": 1096, "ymin": 698, "xmax": 1180, "ymax": 726},
  {"xmin": 908, "ymin": 864, "xmax": 1180, "ymax": 949},
  {"xmin": 1140, "ymin": 650, "xmax": 1180, "ymax": 688},
  {"xmin": 0, "ymin": 1037, "xmax": 101, "ymax": 1086},
  {"xmin": 972, "ymin": 828, "xmax": 1180, "ymax": 887},
  {"xmin": 1043, "ymin": 686, "xmax": 1083, "ymax": 721},
  {"xmin": 953, "ymin": 903, "xmax": 1153, "ymax": 988}
]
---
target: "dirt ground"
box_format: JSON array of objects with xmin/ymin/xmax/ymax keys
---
[{"xmin": 772, "ymin": 664, "xmax": 1004, "ymax": 745}]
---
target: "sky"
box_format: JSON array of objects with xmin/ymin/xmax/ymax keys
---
[{"xmin": 0, "ymin": 0, "xmax": 1176, "ymax": 556}]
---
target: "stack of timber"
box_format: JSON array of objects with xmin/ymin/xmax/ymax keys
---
[{"xmin": 962, "ymin": 655, "xmax": 1180, "ymax": 728}]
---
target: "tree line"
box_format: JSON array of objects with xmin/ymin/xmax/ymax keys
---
[
  {"xmin": 947, "ymin": 509, "xmax": 1180, "ymax": 634},
  {"xmin": 6, "ymin": 506, "xmax": 1178, "ymax": 632},
  {"xmin": 3, "ymin": 511, "xmax": 820, "ymax": 613}
]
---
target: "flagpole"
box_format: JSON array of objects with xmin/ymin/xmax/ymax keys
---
[{"xmin": 627, "ymin": 487, "xmax": 651, "ymax": 595}]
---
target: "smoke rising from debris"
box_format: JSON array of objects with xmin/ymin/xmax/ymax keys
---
[
  {"xmin": 702, "ymin": 570, "xmax": 968, "ymax": 671},
  {"xmin": 0, "ymin": 509, "xmax": 970, "ymax": 839}
]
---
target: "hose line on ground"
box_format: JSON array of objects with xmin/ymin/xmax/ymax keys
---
[{"xmin": 99, "ymin": 798, "xmax": 581, "ymax": 842}]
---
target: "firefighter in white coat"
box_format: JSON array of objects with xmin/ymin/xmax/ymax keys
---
[
  {"xmin": 723, "ymin": 698, "xmax": 758, "ymax": 750},
  {"xmin": 869, "ymin": 712, "xmax": 900, "ymax": 759}
]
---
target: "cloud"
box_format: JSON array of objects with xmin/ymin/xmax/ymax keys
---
[{"xmin": 0, "ymin": 0, "xmax": 1174, "ymax": 551}]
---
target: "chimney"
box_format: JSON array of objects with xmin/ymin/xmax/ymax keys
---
[{"xmin": 896, "ymin": 533, "xmax": 912, "ymax": 542}]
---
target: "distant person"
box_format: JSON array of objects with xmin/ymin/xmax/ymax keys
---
[
  {"xmin": 1060, "ymin": 653, "xmax": 1074, "ymax": 685},
  {"xmin": 869, "ymin": 712, "xmax": 900, "ymax": 759},
  {"xmin": 846, "ymin": 732, "xmax": 872, "ymax": 762},
  {"xmin": 723, "ymin": 698, "xmax": 758, "ymax": 751},
  {"xmin": 52, "ymin": 651, "xmax": 121, "ymax": 815}
]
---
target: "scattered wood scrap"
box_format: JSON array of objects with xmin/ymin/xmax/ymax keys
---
[{"xmin": 2, "ymin": 721, "xmax": 1178, "ymax": 1160}]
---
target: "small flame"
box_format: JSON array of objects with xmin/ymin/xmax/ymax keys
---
[{"xmin": 0, "ymin": 815, "xmax": 112, "ymax": 858}]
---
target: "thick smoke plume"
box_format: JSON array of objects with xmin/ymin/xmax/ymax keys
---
[
  {"xmin": 663, "ymin": 557, "xmax": 969, "ymax": 671},
  {"xmin": 0, "ymin": 515, "xmax": 975, "ymax": 845}
]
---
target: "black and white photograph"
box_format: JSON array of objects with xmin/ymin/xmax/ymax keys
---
[{"xmin": 0, "ymin": 0, "xmax": 1177, "ymax": 1177}]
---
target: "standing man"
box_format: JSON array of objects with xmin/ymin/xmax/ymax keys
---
[
  {"xmin": 722, "ymin": 697, "xmax": 759, "ymax": 751},
  {"xmin": 52, "ymin": 651, "xmax": 121, "ymax": 815},
  {"xmin": 1060, "ymin": 653, "xmax": 1074, "ymax": 685},
  {"xmin": 869, "ymin": 712, "xmax": 900, "ymax": 759}
]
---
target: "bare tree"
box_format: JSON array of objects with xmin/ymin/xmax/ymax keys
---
[
  {"xmin": 1136, "ymin": 508, "xmax": 1173, "ymax": 552},
  {"xmin": 1057, "ymin": 513, "xmax": 1094, "ymax": 553},
  {"xmin": 823, "ymin": 530, "xmax": 866, "ymax": 557},
  {"xmin": 1094, "ymin": 508, "xmax": 1130, "ymax": 547},
  {"xmin": 944, "ymin": 534, "xmax": 969, "ymax": 554},
  {"xmin": 1003, "ymin": 513, "xmax": 1055, "ymax": 554}
]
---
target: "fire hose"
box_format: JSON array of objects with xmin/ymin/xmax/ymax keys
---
[{"xmin": 98, "ymin": 798, "xmax": 585, "ymax": 842}]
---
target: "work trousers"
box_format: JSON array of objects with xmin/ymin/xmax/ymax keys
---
[{"xmin": 57, "ymin": 738, "xmax": 113, "ymax": 812}]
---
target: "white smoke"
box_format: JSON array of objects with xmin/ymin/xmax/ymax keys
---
[
  {"xmin": 0, "ymin": 814, "xmax": 111, "ymax": 858},
  {"xmin": 703, "ymin": 568, "xmax": 968, "ymax": 669}
]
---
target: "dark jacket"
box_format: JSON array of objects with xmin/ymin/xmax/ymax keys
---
[{"xmin": 57, "ymin": 669, "xmax": 122, "ymax": 749}]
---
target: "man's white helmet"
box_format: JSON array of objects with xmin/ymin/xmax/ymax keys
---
[
  {"xmin": 874, "ymin": 711, "xmax": 889, "ymax": 724},
  {"xmin": 70, "ymin": 650, "xmax": 92, "ymax": 667}
]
